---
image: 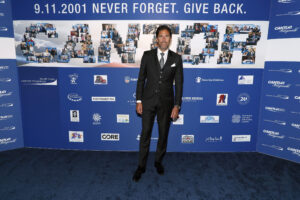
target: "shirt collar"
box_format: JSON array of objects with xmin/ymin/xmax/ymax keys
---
[{"xmin": 157, "ymin": 48, "xmax": 169, "ymax": 57}]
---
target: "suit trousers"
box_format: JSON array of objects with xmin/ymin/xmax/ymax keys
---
[{"xmin": 138, "ymin": 96, "xmax": 172, "ymax": 168}]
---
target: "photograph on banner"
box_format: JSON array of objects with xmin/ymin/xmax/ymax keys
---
[{"xmin": 13, "ymin": 20, "xmax": 268, "ymax": 68}]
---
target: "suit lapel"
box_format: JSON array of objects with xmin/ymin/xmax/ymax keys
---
[
  {"xmin": 163, "ymin": 50, "xmax": 173, "ymax": 70},
  {"xmin": 153, "ymin": 48, "xmax": 161, "ymax": 74}
]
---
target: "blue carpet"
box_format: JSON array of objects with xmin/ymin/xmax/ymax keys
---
[{"xmin": 0, "ymin": 148, "xmax": 299, "ymax": 200}]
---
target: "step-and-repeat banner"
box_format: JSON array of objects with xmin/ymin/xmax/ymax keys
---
[
  {"xmin": 11, "ymin": 0, "xmax": 271, "ymax": 152},
  {"xmin": 257, "ymin": 0, "xmax": 300, "ymax": 163},
  {"xmin": 0, "ymin": 0, "xmax": 24, "ymax": 151}
]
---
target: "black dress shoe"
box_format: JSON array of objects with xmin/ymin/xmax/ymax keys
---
[
  {"xmin": 132, "ymin": 166, "xmax": 145, "ymax": 182},
  {"xmin": 154, "ymin": 162, "xmax": 164, "ymax": 175}
]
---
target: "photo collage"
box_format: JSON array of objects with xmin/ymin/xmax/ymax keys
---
[
  {"xmin": 219, "ymin": 24, "xmax": 261, "ymax": 64},
  {"xmin": 21, "ymin": 23, "xmax": 58, "ymax": 63},
  {"xmin": 99, "ymin": 24, "xmax": 140, "ymax": 63},
  {"xmin": 178, "ymin": 23, "xmax": 219, "ymax": 65}
]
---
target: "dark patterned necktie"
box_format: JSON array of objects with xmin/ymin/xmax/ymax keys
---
[{"xmin": 160, "ymin": 52, "xmax": 165, "ymax": 69}]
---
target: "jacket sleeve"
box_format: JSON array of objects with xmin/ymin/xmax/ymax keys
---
[
  {"xmin": 174, "ymin": 55, "xmax": 183, "ymax": 107},
  {"xmin": 136, "ymin": 52, "xmax": 147, "ymax": 101}
]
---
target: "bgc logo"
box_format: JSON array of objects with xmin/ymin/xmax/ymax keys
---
[{"xmin": 216, "ymin": 93, "xmax": 228, "ymax": 106}]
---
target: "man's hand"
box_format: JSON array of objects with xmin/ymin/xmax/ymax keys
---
[
  {"xmin": 136, "ymin": 103, "xmax": 143, "ymax": 115},
  {"xmin": 170, "ymin": 106, "xmax": 180, "ymax": 120}
]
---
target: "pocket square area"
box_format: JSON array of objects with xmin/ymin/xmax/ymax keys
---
[{"xmin": 171, "ymin": 63, "xmax": 176, "ymax": 67}]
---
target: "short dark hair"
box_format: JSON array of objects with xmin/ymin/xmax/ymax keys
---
[{"xmin": 156, "ymin": 25, "xmax": 172, "ymax": 38}]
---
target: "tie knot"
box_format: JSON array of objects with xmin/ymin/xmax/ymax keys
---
[{"xmin": 160, "ymin": 52, "xmax": 164, "ymax": 57}]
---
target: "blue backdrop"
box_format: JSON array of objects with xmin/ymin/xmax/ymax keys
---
[{"xmin": 0, "ymin": 0, "xmax": 298, "ymax": 163}]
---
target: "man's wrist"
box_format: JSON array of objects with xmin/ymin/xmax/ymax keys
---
[{"xmin": 174, "ymin": 105, "xmax": 181, "ymax": 110}]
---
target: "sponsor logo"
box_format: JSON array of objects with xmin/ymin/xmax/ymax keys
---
[
  {"xmin": 70, "ymin": 110, "xmax": 79, "ymax": 122},
  {"xmin": 69, "ymin": 73, "xmax": 78, "ymax": 84},
  {"xmin": 277, "ymin": 0, "xmax": 294, "ymax": 3},
  {"xmin": 261, "ymin": 144, "xmax": 283, "ymax": 151},
  {"xmin": 296, "ymin": 84, "xmax": 300, "ymax": 87},
  {"xmin": 127, "ymin": 92, "xmax": 137, "ymax": 105},
  {"xmin": 232, "ymin": 114, "xmax": 253, "ymax": 123},
  {"xmin": 287, "ymin": 147, "xmax": 300, "ymax": 157},
  {"xmin": 182, "ymin": 97, "xmax": 203, "ymax": 103},
  {"xmin": 238, "ymin": 75, "xmax": 254, "ymax": 85},
  {"xmin": 21, "ymin": 78, "xmax": 57, "ymax": 86},
  {"xmin": 268, "ymin": 69, "xmax": 292, "ymax": 73},
  {"xmin": 200, "ymin": 115, "xmax": 219, "ymax": 123},
  {"xmin": 232, "ymin": 135, "xmax": 251, "ymax": 142},
  {"xmin": 101, "ymin": 133, "xmax": 120, "ymax": 141},
  {"xmin": 91, "ymin": 96, "xmax": 116, "ymax": 102},
  {"xmin": 173, "ymin": 114, "xmax": 184, "ymax": 125},
  {"xmin": 136, "ymin": 134, "xmax": 158, "ymax": 141},
  {"xmin": 0, "ymin": 90, "xmax": 12, "ymax": 98},
  {"xmin": 216, "ymin": 94, "xmax": 228, "ymax": 106},
  {"xmin": 181, "ymin": 135, "xmax": 194, "ymax": 144},
  {"xmin": 237, "ymin": 93, "xmax": 250, "ymax": 105},
  {"xmin": 0, "ymin": 78, "xmax": 12, "ymax": 83},
  {"xmin": 294, "ymin": 96, "xmax": 300, "ymax": 102},
  {"xmin": 267, "ymin": 80, "xmax": 291, "ymax": 88},
  {"xmin": 0, "ymin": 1, "xmax": 6, "ymax": 4},
  {"xmin": 277, "ymin": 10, "xmax": 300, "ymax": 16},
  {"xmin": 0, "ymin": 126, "xmax": 15, "ymax": 131},
  {"xmin": 0, "ymin": 66, "xmax": 9, "ymax": 71},
  {"xmin": 67, "ymin": 93, "xmax": 82, "ymax": 102},
  {"xmin": 288, "ymin": 136, "xmax": 300, "ymax": 141},
  {"xmin": 264, "ymin": 119, "xmax": 286, "ymax": 126},
  {"xmin": 195, "ymin": 77, "xmax": 224, "ymax": 83},
  {"xmin": 265, "ymin": 106, "xmax": 285, "ymax": 113},
  {"xmin": 265, "ymin": 94, "xmax": 289, "ymax": 100},
  {"xmin": 0, "ymin": 27, "xmax": 7, "ymax": 31},
  {"xmin": 0, "ymin": 115, "xmax": 13, "ymax": 120},
  {"xmin": 291, "ymin": 111, "xmax": 300, "ymax": 115},
  {"xmin": 117, "ymin": 114, "xmax": 129, "ymax": 123},
  {"xmin": 94, "ymin": 75, "xmax": 107, "ymax": 85},
  {"xmin": 0, "ymin": 103, "xmax": 13, "ymax": 107},
  {"xmin": 291, "ymin": 123, "xmax": 300, "ymax": 129},
  {"xmin": 69, "ymin": 131, "xmax": 84, "ymax": 142},
  {"xmin": 0, "ymin": 138, "xmax": 16, "ymax": 145},
  {"xmin": 232, "ymin": 115, "xmax": 241, "ymax": 123},
  {"xmin": 262, "ymin": 129, "xmax": 285, "ymax": 139},
  {"xmin": 205, "ymin": 136, "xmax": 223, "ymax": 142},
  {"xmin": 92, "ymin": 113, "xmax": 102, "ymax": 125},
  {"xmin": 124, "ymin": 76, "xmax": 138, "ymax": 83},
  {"xmin": 274, "ymin": 25, "xmax": 299, "ymax": 33}
]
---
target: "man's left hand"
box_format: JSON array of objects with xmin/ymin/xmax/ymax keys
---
[{"xmin": 170, "ymin": 106, "xmax": 180, "ymax": 120}]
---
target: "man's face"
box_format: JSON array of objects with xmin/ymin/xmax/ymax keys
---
[{"xmin": 156, "ymin": 29, "xmax": 171, "ymax": 51}]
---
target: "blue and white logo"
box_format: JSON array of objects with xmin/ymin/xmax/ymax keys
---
[
  {"xmin": 274, "ymin": 26, "xmax": 299, "ymax": 34},
  {"xmin": 200, "ymin": 115, "xmax": 219, "ymax": 123},
  {"xmin": 67, "ymin": 93, "xmax": 82, "ymax": 102},
  {"xmin": 237, "ymin": 93, "xmax": 250, "ymax": 105}
]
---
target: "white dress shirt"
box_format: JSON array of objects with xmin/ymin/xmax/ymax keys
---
[{"xmin": 157, "ymin": 48, "xmax": 169, "ymax": 65}]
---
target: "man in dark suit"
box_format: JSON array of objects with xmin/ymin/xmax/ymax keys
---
[{"xmin": 132, "ymin": 25, "xmax": 183, "ymax": 182}]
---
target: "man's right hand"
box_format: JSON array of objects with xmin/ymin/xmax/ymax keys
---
[{"xmin": 136, "ymin": 103, "xmax": 143, "ymax": 115}]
